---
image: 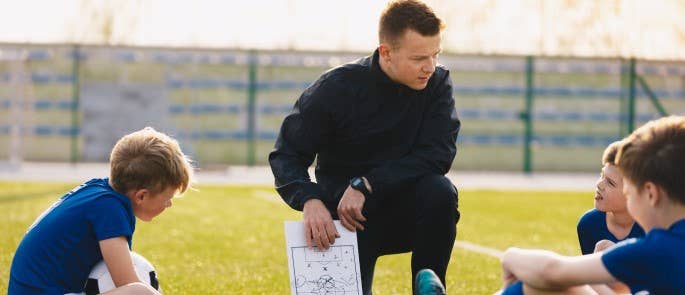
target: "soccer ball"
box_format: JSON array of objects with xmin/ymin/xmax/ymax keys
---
[{"xmin": 84, "ymin": 251, "xmax": 160, "ymax": 295}]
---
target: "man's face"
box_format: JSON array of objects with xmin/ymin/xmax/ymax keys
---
[{"xmin": 380, "ymin": 29, "xmax": 441, "ymax": 90}]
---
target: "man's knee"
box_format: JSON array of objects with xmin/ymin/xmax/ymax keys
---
[{"xmin": 415, "ymin": 175, "xmax": 458, "ymax": 214}]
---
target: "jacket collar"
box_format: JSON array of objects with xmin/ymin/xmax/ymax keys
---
[
  {"xmin": 370, "ymin": 49, "xmax": 399, "ymax": 86},
  {"xmin": 369, "ymin": 49, "xmax": 425, "ymax": 97}
]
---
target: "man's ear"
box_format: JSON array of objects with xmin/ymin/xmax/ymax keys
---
[
  {"xmin": 644, "ymin": 181, "xmax": 662, "ymax": 207},
  {"xmin": 378, "ymin": 43, "xmax": 392, "ymax": 61}
]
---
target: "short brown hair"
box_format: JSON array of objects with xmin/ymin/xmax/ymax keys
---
[
  {"xmin": 616, "ymin": 116, "xmax": 685, "ymax": 204},
  {"xmin": 379, "ymin": 0, "xmax": 444, "ymax": 47},
  {"xmin": 602, "ymin": 140, "xmax": 623, "ymax": 165},
  {"xmin": 109, "ymin": 127, "xmax": 194, "ymax": 195}
]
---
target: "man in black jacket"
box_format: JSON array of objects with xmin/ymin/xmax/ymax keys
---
[{"xmin": 269, "ymin": 1, "xmax": 460, "ymax": 293}]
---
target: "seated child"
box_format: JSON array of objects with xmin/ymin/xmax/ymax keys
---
[
  {"xmin": 496, "ymin": 115, "xmax": 685, "ymax": 295},
  {"xmin": 9, "ymin": 127, "xmax": 194, "ymax": 295},
  {"xmin": 577, "ymin": 140, "xmax": 645, "ymax": 255},
  {"xmin": 577, "ymin": 141, "xmax": 645, "ymax": 294}
]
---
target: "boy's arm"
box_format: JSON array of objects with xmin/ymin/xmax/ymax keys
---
[
  {"xmin": 100, "ymin": 236, "xmax": 140, "ymax": 287},
  {"xmin": 502, "ymin": 247, "xmax": 617, "ymax": 290}
]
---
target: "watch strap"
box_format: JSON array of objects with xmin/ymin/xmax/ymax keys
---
[{"xmin": 350, "ymin": 177, "xmax": 371, "ymax": 198}]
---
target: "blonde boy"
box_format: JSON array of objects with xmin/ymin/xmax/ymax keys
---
[
  {"xmin": 577, "ymin": 140, "xmax": 644, "ymax": 256},
  {"xmin": 9, "ymin": 127, "xmax": 193, "ymax": 295}
]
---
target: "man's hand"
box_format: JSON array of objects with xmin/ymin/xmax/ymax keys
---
[
  {"xmin": 337, "ymin": 185, "xmax": 367, "ymax": 232},
  {"xmin": 303, "ymin": 199, "xmax": 339, "ymax": 251}
]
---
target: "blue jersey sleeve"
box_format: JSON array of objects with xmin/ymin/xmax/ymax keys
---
[
  {"xmin": 86, "ymin": 195, "xmax": 134, "ymax": 243},
  {"xmin": 601, "ymin": 238, "xmax": 654, "ymax": 293}
]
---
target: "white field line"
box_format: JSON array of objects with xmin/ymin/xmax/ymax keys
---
[
  {"xmin": 453, "ymin": 241, "xmax": 503, "ymax": 258},
  {"xmin": 252, "ymin": 190, "xmax": 504, "ymax": 259}
]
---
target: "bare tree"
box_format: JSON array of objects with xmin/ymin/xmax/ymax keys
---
[{"xmin": 69, "ymin": 0, "xmax": 142, "ymax": 45}]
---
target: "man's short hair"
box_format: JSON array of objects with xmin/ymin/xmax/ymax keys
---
[
  {"xmin": 602, "ymin": 140, "xmax": 623, "ymax": 165},
  {"xmin": 109, "ymin": 127, "xmax": 194, "ymax": 195},
  {"xmin": 378, "ymin": 0, "xmax": 444, "ymax": 48},
  {"xmin": 616, "ymin": 116, "xmax": 685, "ymax": 204}
]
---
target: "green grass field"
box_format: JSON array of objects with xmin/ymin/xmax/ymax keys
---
[{"xmin": 0, "ymin": 181, "xmax": 593, "ymax": 294}]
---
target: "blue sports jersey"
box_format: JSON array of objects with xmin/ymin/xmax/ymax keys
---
[
  {"xmin": 602, "ymin": 218, "xmax": 685, "ymax": 294},
  {"xmin": 501, "ymin": 281, "xmax": 524, "ymax": 295},
  {"xmin": 576, "ymin": 209, "xmax": 645, "ymax": 255},
  {"xmin": 9, "ymin": 178, "xmax": 135, "ymax": 294}
]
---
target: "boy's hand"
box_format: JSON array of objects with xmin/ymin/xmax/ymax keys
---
[
  {"xmin": 501, "ymin": 265, "xmax": 518, "ymax": 289},
  {"xmin": 593, "ymin": 239, "xmax": 616, "ymax": 253},
  {"xmin": 303, "ymin": 199, "xmax": 339, "ymax": 251},
  {"xmin": 501, "ymin": 248, "xmax": 519, "ymax": 289}
]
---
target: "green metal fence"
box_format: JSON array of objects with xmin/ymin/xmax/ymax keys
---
[{"xmin": 1, "ymin": 44, "xmax": 684, "ymax": 172}]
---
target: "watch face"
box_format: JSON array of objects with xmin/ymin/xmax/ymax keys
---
[{"xmin": 352, "ymin": 178, "xmax": 362, "ymax": 186}]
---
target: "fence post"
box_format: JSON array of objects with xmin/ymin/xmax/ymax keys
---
[
  {"xmin": 523, "ymin": 56, "xmax": 534, "ymax": 173},
  {"xmin": 70, "ymin": 44, "xmax": 81, "ymax": 164},
  {"xmin": 636, "ymin": 75, "xmax": 668, "ymax": 116},
  {"xmin": 627, "ymin": 58, "xmax": 636, "ymax": 134},
  {"xmin": 619, "ymin": 59, "xmax": 627, "ymax": 137},
  {"xmin": 247, "ymin": 50, "xmax": 257, "ymax": 166}
]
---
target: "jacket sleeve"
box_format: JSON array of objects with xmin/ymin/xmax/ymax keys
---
[
  {"xmin": 363, "ymin": 71, "xmax": 460, "ymax": 196},
  {"xmin": 268, "ymin": 78, "xmax": 335, "ymax": 211}
]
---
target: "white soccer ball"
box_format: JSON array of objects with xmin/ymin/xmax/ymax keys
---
[{"xmin": 84, "ymin": 251, "xmax": 160, "ymax": 295}]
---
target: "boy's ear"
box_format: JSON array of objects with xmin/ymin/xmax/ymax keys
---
[
  {"xmin": 132, "ymin": 189, "xmax": 150, "ymax": 204},
  {"xmin": 644, "ymin": 181, "xmax": 662, "ymax": 207}
]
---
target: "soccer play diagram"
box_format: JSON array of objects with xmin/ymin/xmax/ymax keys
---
[
  {"xmin": 291, "ymin": 245, "xmax": 360, "ymax": 295},
  {"xmin": 285, "ymin": 221, "xmax": 363, "ymax": 295}
]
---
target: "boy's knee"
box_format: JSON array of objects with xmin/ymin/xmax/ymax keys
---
[
  {"xmin": 103, "ymin": 282, "xmax": 159, "ymax": 295},
  {"xmin": 519, "ymin": 283, "xmax": 597, "ymax": 295}
]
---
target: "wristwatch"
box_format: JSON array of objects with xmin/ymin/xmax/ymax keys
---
[{"xmin": 350, "ymin": 177, "xmax": 371, "ymax": 198}]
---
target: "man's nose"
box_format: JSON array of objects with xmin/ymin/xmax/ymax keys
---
[{"xmin": 423, "ymin": 58, "xmax": 437, "ymax": 73}]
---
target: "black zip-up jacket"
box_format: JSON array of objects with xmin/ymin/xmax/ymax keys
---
[{"xmin": 269, "ymin": 49, "xmax": 460, "ymax": 212}]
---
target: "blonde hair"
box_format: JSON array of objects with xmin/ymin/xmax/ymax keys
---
[
  {"xmin": 109, "ymin": 127, "xmax": 194, "ymax": 195},
  {"xmin": 602, "ymin": 140, "xmax": 623, "ymax": 165},
  {"xmin": 616, "ymin": 116, "xmax": 685, "ymax": 204}
]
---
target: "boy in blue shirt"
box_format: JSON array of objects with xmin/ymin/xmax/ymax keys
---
[
  {"xmin": 576, "ymin": 140, "xmax": 645, "ymax": 294},
  {"xmin": 9, "ymin": 127, "xmax": 194, "ymax": 295},
  {"xmin": 577, "ymin": 140, "xmax": 645, "ymax": 256},
  {"xmin": 497, "ymin": 115, "xmax": 685, "ymax": 295}
]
